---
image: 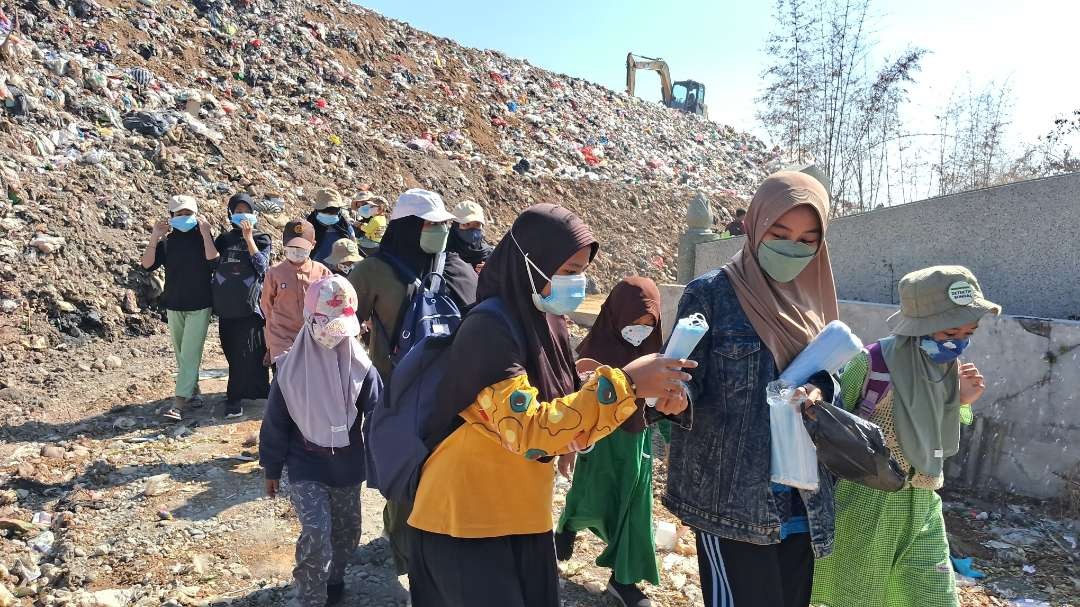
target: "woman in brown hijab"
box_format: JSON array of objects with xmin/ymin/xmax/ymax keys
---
[
  {"xmin": 407, "ymin": 205, "xmax": 696, "ymax": 607},
  {"xmin": 663, "ymin": 172, "xmax": 842, "ymax": 607},
  {"xmin": 554, "ymin": 277, "xmax": 665, "ymax": 607}
]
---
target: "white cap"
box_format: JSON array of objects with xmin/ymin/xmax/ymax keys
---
[
  {"xmin": 168, "ymin": 195, "xmax": 198, "ymax": 214},
  {"xmin": 452, "ymin": 200, "xmax": 486, "ymax": 225},
  {"xmin": 390, "ymin": 189, "xmax": 455, "ymax": 223}
]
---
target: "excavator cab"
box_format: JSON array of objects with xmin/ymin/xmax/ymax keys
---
[
  {"xmin": 625, "ymin": 53, "xmax": 708, "ymax": 118},
  {"xmin": 671, "ymin": 80, "xmax": 706, "ymax": 116}
]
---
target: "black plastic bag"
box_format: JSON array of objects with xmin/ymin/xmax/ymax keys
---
[
  {"xmin": 122, "ymin": 112, "xmax": 171, "ymax": 138},
  {"xmin": 804, "ymin": 401, "xmax": 906, "ymax": 492}
]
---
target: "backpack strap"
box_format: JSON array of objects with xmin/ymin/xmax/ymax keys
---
[
  {"xmin": 858, "ymin": 341, "xmax": 892, "ymax": 419},
  {"xmin": 422, "ymin": 296, "xmax": 524, "ymax": 451},
  {"xmin": 369, "ymin": 254, "xmax": 422, "ymax": 369}
]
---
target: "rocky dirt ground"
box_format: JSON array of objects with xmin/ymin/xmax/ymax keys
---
[
  {"xmin": 0, "ymin": 0, "xmax": 1077, "ymax": 604},
  {"xmin": 1, "ymin": 331, "xmax": 1077, "ymax": 606}
]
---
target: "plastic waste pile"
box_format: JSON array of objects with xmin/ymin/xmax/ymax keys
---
[{"xmin": 0, "ymin": 0, "xmax": 775, "ymax": 395}]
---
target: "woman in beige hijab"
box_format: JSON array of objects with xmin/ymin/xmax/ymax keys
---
[{"xmin": 663, "ymin": 171, "xmax": 841, "ymax": 607}]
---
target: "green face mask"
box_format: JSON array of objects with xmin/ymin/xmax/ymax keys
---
[
  {"xmin": 419, "ymin": 223, "xmax": 450, "ymax": 254},
  {"xmin": 757, "ymin": 239, "xmax": 817, "ymax": 283}
]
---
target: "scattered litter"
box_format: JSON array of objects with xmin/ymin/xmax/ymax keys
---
[
  {"xmin": 28, "ymin": 530, "xmax": 54, "ymax": 554},
  {"xmin": 655, "ymin": 521, "xmax": 677, "ymax": 551},
  {"xmin": 950, "ymin": 555, "xmax": 985, "ymax": 579}
]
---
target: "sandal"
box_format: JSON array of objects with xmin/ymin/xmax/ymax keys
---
[
  {"xmin": 162, "ymin": 407, "xmax": 182, "ymax": 421},
  {"xmin": 607, "ymin": 577, "xmax": 652, "ymax": 607}
]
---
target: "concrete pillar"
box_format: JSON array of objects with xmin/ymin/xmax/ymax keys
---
[{"xmin": 677, "ymin": 192, "xmax": 723, "ymax": 284}]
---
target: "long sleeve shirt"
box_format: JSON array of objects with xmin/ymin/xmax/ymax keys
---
[
  {"xmin": 408, "ymin": 366, "xmax": 636, "ymax": 538},
  {"xmin": 260, "ymin": 259, "xmax": 332, "ymax": 361}
]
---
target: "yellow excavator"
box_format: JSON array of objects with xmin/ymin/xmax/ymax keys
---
[{"xmin": 626, "ymin": 52, "xmax": 707, "ymax": 117}]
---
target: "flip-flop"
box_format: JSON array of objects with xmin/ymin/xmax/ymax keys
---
[{"xmin": 162, "ymin": 408, "xmax": 182, "ymax": 421}]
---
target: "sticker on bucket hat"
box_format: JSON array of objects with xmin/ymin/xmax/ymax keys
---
[{"xmin": 948, "ymin": 281, "xmax": 975, "ymax": 306}]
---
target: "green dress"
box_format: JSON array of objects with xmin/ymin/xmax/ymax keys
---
[
  {"xmin": 556, "ymin": 425, "xmax": 660, "ymax": 585},
  {"xmin": 811, "ymin": 350, "xmax": 964, "ymax": 607}
]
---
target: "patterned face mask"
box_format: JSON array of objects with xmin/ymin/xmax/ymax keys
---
[
  {"xmin": 620, "ymin": 324, "xmax": 654, "ymax": 347},
  {"xmin": 919, "ymin": 337, "xmax": 969, "ymax": 363},
  {"xmin": 310, "ymin": 313, "xmax": 348, "ymax": 349},
  {"xmin": 303, "ymin": 276, "xmax": 361, "ymax": 350}
]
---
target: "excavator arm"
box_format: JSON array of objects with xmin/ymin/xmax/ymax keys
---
[{"xmin": 626, "ymin": 52, "xmax": 674, "ymax": 106}]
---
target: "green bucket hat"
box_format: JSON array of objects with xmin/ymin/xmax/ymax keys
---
[{"xmin": 887, "ymin": 265, "xmax": 1001, "ymax": 336}]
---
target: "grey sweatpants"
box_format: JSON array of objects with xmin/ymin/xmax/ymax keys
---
[{"xmin": 288, "ymin": 481, "xmax": 362, "ymax": 607}]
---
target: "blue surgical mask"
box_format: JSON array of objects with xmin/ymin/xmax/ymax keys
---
[
  {"xmin": 458, "ymin": 227, "xmax": 484, "ymax": 246},
  {"xmin": 512, "ymin": 231, "xmax": 587, "ymax": 316},
  {"xmin": 316, "ymin": 211, "xmax": 340, "ymax": 226},
  {"xmin": 169, "ymin": 215, "xmax": 197, "ymax": 232},
  {"xmin": 230, "ymin": 212, "xmax": 257, "ymax": 227},
  {"xmin": 356, "ymin": 205, "xmax": 374, "ymax": 219},
  {"xmin": 919, "ymin": 337, "xmax": 969, "ymax": 364}
]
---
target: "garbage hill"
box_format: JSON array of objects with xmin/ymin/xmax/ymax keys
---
[{"xmin": 0, "ymin": 0, "xmax": 774, "ymax": 396}]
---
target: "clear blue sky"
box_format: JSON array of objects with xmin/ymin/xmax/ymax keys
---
[{"xmin": 360, "ymin": 0, "xmax": 1080, "ymax": 150}]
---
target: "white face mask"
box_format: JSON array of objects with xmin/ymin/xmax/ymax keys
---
[
  {"xmin": 621, "ymin": 324, "xmax": 654, "ymax": 347},
  {"xmin": 285, "ymin": 246, "xmax": 309, "ymax": 264}
]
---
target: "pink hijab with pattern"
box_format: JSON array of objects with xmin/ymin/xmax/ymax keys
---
[{"xmin": 276, "ymin": 276, "xmax": 370, "ymax": 448}]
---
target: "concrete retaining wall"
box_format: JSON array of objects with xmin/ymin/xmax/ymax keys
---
[
  {"xmin": 657, "ymin": 284, "xmax": 1080, "ymax": 499},
  {"xmin": 692, "ymin": 174, "xmax": 1080, "ymax": 319}
]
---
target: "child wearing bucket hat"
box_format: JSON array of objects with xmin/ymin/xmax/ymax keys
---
[
  {"xmin": 812, "ymin": 265, "xmax": 999, "ymax": 607},
  {"xmin": 324, "ymin": 238, "xmax": 362, "ymax": 276},
  {"xmin": 260, "ymin": 275, "xmax": 382, "ymax": 607},
  {"xmin": 306, "ymin": 187, "xmax": 356, "ymax": 264},
  {"xmin": 352, "ymin": 192, "xmax": 388, "ymax": 257}
]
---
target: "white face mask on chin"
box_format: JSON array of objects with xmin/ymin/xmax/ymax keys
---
[{"xmin": 621, "ymin": 324, "xmax": 654, "ymax": 347}]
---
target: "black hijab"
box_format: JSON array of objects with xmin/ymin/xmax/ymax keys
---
[
  {"xmin": 228, "ymin": 192, "xmax": 253, "ymax": 214},
  {"xmin": 378, "ymin": 215, "xmax": 477, "ymax": 310},
  {"xmin": 475, "ymin": 204, "xmax": 598, "ymax": 401},
  {"xmin": 577, "ymin": 277, "xmax": 663, "ymax": 367},
  {"xmin": 447, "ymin": 224, "xmax": 492, "ymax": 267},
  {"xmin": 221, "ymin": 193, "xmax": 272, "ymax": 250},
  {"xmin": 428, "ymin": 204, "xmax": 598, "ymax": 445}
]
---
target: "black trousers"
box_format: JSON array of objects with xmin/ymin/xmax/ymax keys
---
[
  {"xmin": 408, "ymin": 528, "xmax": 559, "ymax": 607},
  {"xmin": 696, "ymin": 530, "xmax": 813, "ymax": 607},
  {"xmin": 218, "ymin": 315, "xmax": 269, "ymax": 403}
]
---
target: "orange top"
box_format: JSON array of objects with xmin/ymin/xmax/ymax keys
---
[{"xmin": 408, "ymin": 366, "xmax": 636, "ymax": 538}]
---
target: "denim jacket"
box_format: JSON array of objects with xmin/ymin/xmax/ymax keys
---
[{"xmin": 662, "ymin": 269, "xmax": 837, "ymax": 557}]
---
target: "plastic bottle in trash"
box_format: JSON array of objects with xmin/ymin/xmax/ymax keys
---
[{"xmin": 646, "ymin": 312, "xmax": 708, "ymax": 407}]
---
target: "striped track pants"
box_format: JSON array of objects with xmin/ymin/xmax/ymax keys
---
[{"xmin": 695, "ymin": 530, "xmax": 813, "ymax": 607}]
